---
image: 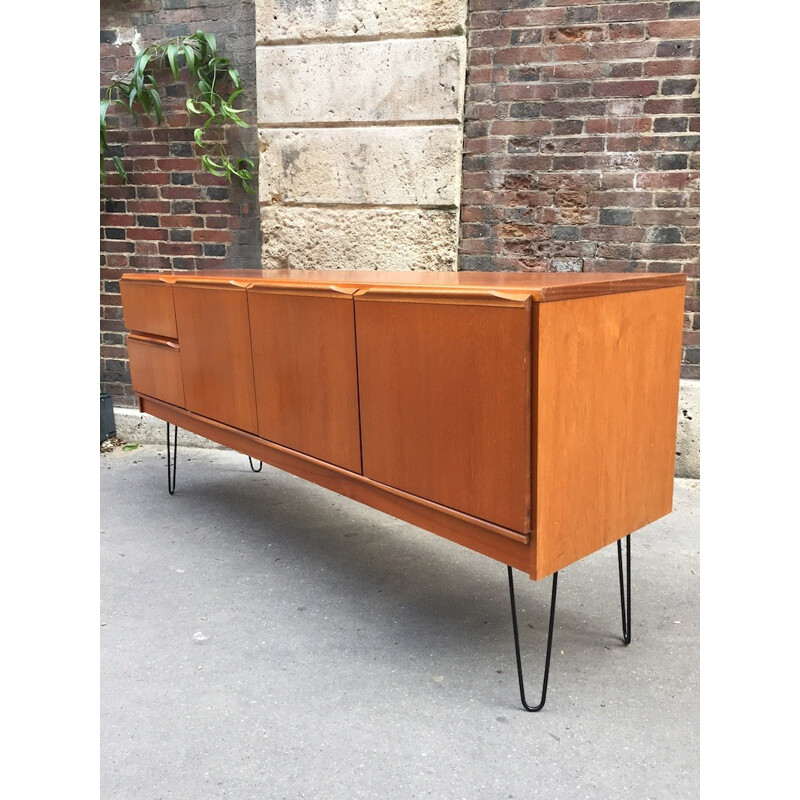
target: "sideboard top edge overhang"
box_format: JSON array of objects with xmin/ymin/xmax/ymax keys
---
[{"xmin": 120, "ymin": 269, "xmax": 685, "ymax": 302}]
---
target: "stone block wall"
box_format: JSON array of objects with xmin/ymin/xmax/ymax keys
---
[{"xmin": 255, "ymin": 1, "xmax": 469, "ymax": 270}]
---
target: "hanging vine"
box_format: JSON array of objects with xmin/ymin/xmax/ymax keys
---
[{"xmin": 101, "ymin": 31, "xmax": 254, "ymax": 192}]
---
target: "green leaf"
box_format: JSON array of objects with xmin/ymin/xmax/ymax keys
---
[
  {"xmin": 139, "ymin": 85, "xmax": 152, "ymax": 114},
  {"xmin": 112, "ymin": 156, "xmax": 127, "ymax": 183},
  {"xmin": 228, "ymin": 69, "xmax": 241, "ymax": 89},
  {"xmin": 186, "ymin": 98, "xmax": 200, "ymax": 115},
  {"xmin": 166, "ymin": 43, "xmax": 179, "ymax": 81},
  {"xmin": 182, "ymin": 42, "xmax": 196, "ymax": 74},
  {"xmin": 149, "ymin": 87, "xmax": 163, "ymax": 125},
  {"xmin": 133, "ymin": 51, "xmax": 151, "ymax": 95},
  {"xmin": 121, "ymin": 443, "xmax": 138, "ymax": 451},
  {"xmin": 200, "ymin": 154, "xmax": 227, "ymax": 177},
  {"xmin": 100, "ymin": 99, "xmax": 110, "ymax": 125},
  {"xmin": 206, "ymin": 32, "xmax": 216, "ymax": 56},
  {"xmin": 193, "ymin": 127, "xmax": 206, "ymax": 147},
  {"xmin": 228, "ymin": 88, "xmax": 244, "ymax": 104}
]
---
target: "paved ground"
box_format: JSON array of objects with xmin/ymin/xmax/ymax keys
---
[{"xmin": 101, "ymin": 445, "xmax": 699, "ymax": 800}]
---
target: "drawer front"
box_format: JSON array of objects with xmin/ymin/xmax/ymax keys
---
[
  {"xmin": 127, "ymin": 334, "xmax": 185, "ymax": 408},
  {"xmin": 248, "ymin": 286, "xmax": 362, "ymax": 473},
  {"xmin": 172, "ymin": 283, "xmax": 259, "ymax": 434},
  {"xmin": 355, "ymin": 290, "xmax": 532, "ymax": 533},
  {"xmin": 120, "ymin": 279, "xmax": 178, "ymax": 339}
]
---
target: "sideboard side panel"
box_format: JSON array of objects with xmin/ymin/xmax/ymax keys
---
[{"xmin": 533, "ymin": 286, "xmax": 685, "ymax": 579}]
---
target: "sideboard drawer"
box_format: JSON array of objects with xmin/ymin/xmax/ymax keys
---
[
  {"xmin": 355, "ymin": 289, "xmax": 532, "ymax": 533},
  {"xmin": 120, "ymin": 278, "xmax": 178, "ymax": 339},
  {"xmin": 127, "ymin": 333, "xmax": 185, "ymax": 408}
]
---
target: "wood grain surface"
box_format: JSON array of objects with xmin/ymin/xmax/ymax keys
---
[
  {"xmin": 120, "ymin": 278, "xmax": 178, "ymax": 339},
  {"xmin": 532, "ymin": 285, "xmax": 685, "ymax": 578},
  {"xmin": 355, "ymin": 291, "xmax": 532, "ymax": 533},
  {"xmin": 122, "ymin": 269, "xmax": 684, "ymax": 302},
  {"xmin": 126, "ymin": 334, "xmax": 185, "ymax": 409},
  {"xmin": 247, "ymin": 285, "xmax": 362, "ymax": 473},
  {"xmin": 172, "ymin": 283, "xmax": 259, "ymax": 434}
]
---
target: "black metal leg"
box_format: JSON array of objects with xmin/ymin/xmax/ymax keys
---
[
  {"xmin": 166, "ymin": 422, "xmax": 177, "ymax": 495},
  {"xmin": 248, "ymin": 457, "xmax": 263, "ymax": 472},
  {"xmin": 508, "ymin": 566, "xmax": 558, "ymax": 712},
  {"xmin": 617, "ymin": 535, "xmax": 632, "ymax": 645}
]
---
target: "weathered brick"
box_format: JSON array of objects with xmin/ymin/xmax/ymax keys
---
[
  {"xmin": 654, "ymin": 116, "xmax": 689, "ymax": 133},
  {"xmin": 656, "ymin": 153, "xmax": 689, "ymax": 170},
  {"xmin": 662, "ymin": 78, "xmax": 698, "ymax": 96},
  {"xmin": 599, "ymin": 208, "xmax": 634, "ymax": 226},
  {"xmin": 669, "ymin": 2, "xmax": 700, "ymax": 18}
]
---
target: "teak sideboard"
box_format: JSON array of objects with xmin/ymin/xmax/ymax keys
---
[{"xmin": 120, "ymin": 268, "xmax": 685, "ymax": 710}]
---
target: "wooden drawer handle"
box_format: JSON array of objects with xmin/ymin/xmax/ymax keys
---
[{"xmin": 128, "ymin": 333, "xmax": 180, "ymax": 350}]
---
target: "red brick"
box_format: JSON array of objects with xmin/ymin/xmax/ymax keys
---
[
  {"xmin": 608, "ymin": 23, "xmax": 646, "ymax": 40},
  {"xmin": 648, "ymin": 20, "xmax": 700, "ymax": 38},
  {"xmin": 600, "ymin": 4, "xmax": 668, "ymax": 23},
  {"xmin": 644, "ymin": 58, "xmax": 700, "ymax": 76},
  {"xmin": 192, "ymin": 229, "xmax": 231, "ymax": 243},
  {"xmin": 158, "ymin": 242, "xmax": 204, "ymax": 256},
  {"xmin": 160, "ymin": 215, "xmax": 204, "ymax": 228},
  {"xmin": 126, "ymin": 228, "xmax": 168, "ymax": 241},
  {"xmin": 593, "ymin": 80, "xmax": 659, "ymax": 98}
]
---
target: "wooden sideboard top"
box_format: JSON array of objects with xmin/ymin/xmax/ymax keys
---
[{"xmin": 121, "ymin": 269, "xmax": 685, "ymax": 303}]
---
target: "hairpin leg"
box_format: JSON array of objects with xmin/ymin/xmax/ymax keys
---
[
  {"xmin": 508, "ymin": 566, "xmax": 558, "ymax": 712},
  {"xmin": 166, "ymin": 422, "xmax": 177, "ymax": 495},
  {"xmin": 617, "ymin": 535, "xmax": 631, "ymax": 645},
  {"xmin": 248, "ymin": 457, "xmax": 263, "ymax": 472}
]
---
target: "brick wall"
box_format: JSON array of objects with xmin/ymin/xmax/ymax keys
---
[
  {"xmin": 460, "ymin": 0, "xmax": 700, "ymax": 377},
  {"xmin": 100, "ymin": 0, "xmax": 260, "ymax": 407}
]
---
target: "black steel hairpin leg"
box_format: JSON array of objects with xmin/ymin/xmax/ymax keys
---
[
  {"xmin": 508, "ymin": 566, "xmax": 558, "ymax": 712},
  {"xmin": 166, "ymin": 422, "xmax": 177, "ymax": 495},
  {"xmin": 248, "ymin": 457, "xmax": 263, "ymax": 472},
  {"xmin": 617, "ymin": 535, "xmax": 632, "ymax": 645}
]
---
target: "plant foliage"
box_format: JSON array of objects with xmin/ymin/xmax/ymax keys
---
[{"xmin": 101, "ymin": 31, "xmax": 254, "ymax": 192}]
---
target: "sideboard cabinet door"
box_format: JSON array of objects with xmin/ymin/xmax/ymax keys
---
[
  {"xmin": 172, "ymin": 282, "xmax": 259, "ymax": 434},
  {"xmin": 247, "ymin": 286, "xmax": 362, "ymax": 473},
  {"xmin": 355, "ymin": 290, "xmax": 532, "ymax": 533}
]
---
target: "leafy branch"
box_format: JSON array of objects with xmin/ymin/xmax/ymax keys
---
[{"xmin": 101, "ymin": 31, "xmax": 255, "ymax": 192}]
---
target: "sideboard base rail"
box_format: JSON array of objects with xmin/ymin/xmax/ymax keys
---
[
  {"xmin": 143, "ymin": 395, "xmax": 531, "ymax": 573},
  {"xmin": 508, "ymin": 535, "xmax": 633, "ymax": 712}
]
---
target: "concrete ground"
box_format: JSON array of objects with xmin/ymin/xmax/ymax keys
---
[{"xmin": 101, "ymin": 445, "xmax": 699, "ymax": 800}]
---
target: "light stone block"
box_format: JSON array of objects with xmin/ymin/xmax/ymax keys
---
[
  {"xmin": 256, "ymin": 37, "xmax": 465, "ymax": 124},
  {"xmin": 675, "ymin": 379, "xmax": 699, "ymax": 479},
  {"xmin": 259, "ymin": 126, "xmax": 462, "ymax": 206},
  {"xmin": 256, "ymin": 0, "xmax": 467, "ymax": 43},
  {"xmin": 260, "ymin": 206, "xmax": 458, "ymax": 270}
]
